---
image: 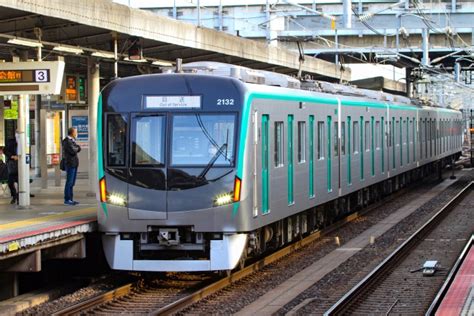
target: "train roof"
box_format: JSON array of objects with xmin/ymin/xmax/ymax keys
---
[{"xmin": 181, "ymin": 61, "xmax": 459, "ymax": 112}]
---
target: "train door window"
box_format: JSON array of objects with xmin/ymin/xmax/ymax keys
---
[
  {"xmin": 347, "ymin": 116, "xmax": 352, "ymax": 184},
  {"xmin": 353, "ymin": 121, "xmax": 359, "ymax": 154},
  {"xmin": 365, "ymin": 121, "xmax": 370, "ymax": 151},
  {"xmin": 298, "ymin": 121, "xmax": 306, "ymax": 163},
  {"xmin": 334, "ymin": 122, "xmax": 339, "ymax": 157},
  {"xmin": 381, "ymin": 117, "xmax": 385, "ymax": 173},
  {"xmin": 420, "ymin": 119, "xmax": 423, "ymax": 159},
  {"xmin": 327, "ymin": 116, "xmax": 332, "ymax": 192},
  {"xmin": 400, "ymin": 119, "xmax": 403, "ymax": 166},
  {"xmin": 360, "ymin": 116, "xmax": 364, "ymax": 180},
  {"xmin": 171, "ymin": 114, "xmax": 235, "ymax": 166},
  {"xmin": 375, "ymin": 121, "xmax": 380, "ymax": 149},
  {"xmin": 392, "ymin": 118, "xmax": 395, "ymax": 169},
  {"xmin": 262, "ymin": 115, "xmax": 270, "ymax": 214},
  {"xmin": 424, "ymin": 119, "xmax": 428, "ymax": 158},
  {"xmin": 317, "ymin": 121, "xmax": 325, "ymax": 159},
  {"xmin": 274, "ymin": 121, "xmax": 284, "ymax": 167},
  {"xmin": 288, "ymin": 115, "xmax": 295, "ymax": 204},
  {"xmin": 371, "ymin": 117, "xmax": 375, "ymax": 176},
  {"xmin": 406, "ymin": 118, "xmax": 409, "ymax": 163},
  {"xmin": 412, "ymin": 119, "xmax": 416, "ymax": 162},
  {"xmin": 106, "ymin": 114, "xmax": 127, "ymax": 167},
  {"xmin": 388, "ymin": 121, "xmax": 392, "ymax": 147},
  {"xmin": 309, "ymin": 116, "xmax": 314, "ymax": 198},
  {"xmin": 132, "ymin": 115, "xmax": 165, "ymax": 166},
  {"xmin": 341, "ymin": 122, "xmax": 346, "ymax": 155}
]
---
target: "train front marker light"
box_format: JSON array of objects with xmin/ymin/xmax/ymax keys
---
[
  {"xmin": 233, "ymin": 177, "xmax": 242, "ymax": 202},
  {"xmin": 214, "ymin": 193, "xmax": 233, "ymax": 206},
  {"xmin": 99, "ymin": 177, "xmax": 107, "ymax": 203}
]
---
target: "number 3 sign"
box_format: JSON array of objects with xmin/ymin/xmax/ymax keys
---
[{"xmin": 35, "ymin": 70, "xmax": 49, "ymax": 82}]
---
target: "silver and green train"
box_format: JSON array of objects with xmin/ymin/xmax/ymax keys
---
[{"xmin": 97, "ymin": 62, "xmax": 462, "ymax": 272}]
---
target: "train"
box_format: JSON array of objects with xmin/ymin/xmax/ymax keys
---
[{"xmin": 97, "ymin": 62, "xmax": 462, "ymax": 272}]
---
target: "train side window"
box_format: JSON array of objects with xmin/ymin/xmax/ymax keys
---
[
  {"xmin": 365, "ymin": 121, "xmax": 370, "ymax": 151},
  {"xmin": 298, "ymin": 121, "xmax": 306, "ymax": 163},
  {"xmin": 353, "ymin": 121, "xmax": 359, "ymax": 154},
  {"xmin": 106, "ymin": 114, "xmax": 127, "ymax": 167},
  {"xmin": 341, "ymin": 122, "xmax": 346, "ymax": 155},
  {"xmin": 317, "ymin": 121, "xmax": 325, "ymax": 159},
  {"xmin": 274, "ymin": 121, "xmax": 284, "ymax": 167},
  {"xmin": 334, "ymin": 122, "xmax": 339, "ymax": 157}
]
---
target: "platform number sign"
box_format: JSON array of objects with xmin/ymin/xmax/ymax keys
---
[{"xmin": 35, "ymin": 69, "xmax": 48, "ymax": 82}]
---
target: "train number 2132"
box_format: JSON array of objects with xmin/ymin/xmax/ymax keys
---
[{"xmin": 217, "ymin": 98, "xmax": 234, "ymax": 106}]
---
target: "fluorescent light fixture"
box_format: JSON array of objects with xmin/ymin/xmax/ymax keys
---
[
  {"xmin": 91, "ymin": 51, "xmax": 116, "ymax": 59},
  {"xmin": 123, "ymin": 57, "xmax": 147, "ymax": 63},
  {"xmin": 152, "ymin": 60, "xmax": 173, "ymax": 67},
  {"xmin": 53, "ymin": 45, "xmax": 84, "ymax": 54},
  {"xmin": 7, "ymin": 38, "xmax": 43, "ymax": 48}
]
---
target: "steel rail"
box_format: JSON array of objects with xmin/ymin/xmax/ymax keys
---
[{"xmin": 324, "ymin": 181, "xmax": 473, "ymax": 316}]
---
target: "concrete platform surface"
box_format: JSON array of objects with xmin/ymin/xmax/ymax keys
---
[{"xmin": 0, "ymin": 171, "xmax": 97, "ymax": 254}]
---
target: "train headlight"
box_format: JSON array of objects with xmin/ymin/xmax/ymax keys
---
[
  {"xmin": 108, "ymin": 193, "xmax": 127, "ymax": 207},
  {"xmin": 214, "ymin": 193, "xmax": 233, "ymax": 206}
]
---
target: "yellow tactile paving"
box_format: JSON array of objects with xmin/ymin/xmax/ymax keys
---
[{"xmin": 0, "ymin": 207, "xmax": 96, "ymax": 232}]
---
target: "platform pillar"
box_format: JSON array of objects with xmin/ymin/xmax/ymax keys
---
[
  {"xmin": 40, "ymin": 109, "xmax": 48, "ymax": 189},
  {"xmin": 88, "ymin": 59, "xmax": 99, "ymax": 195},
  {"xmin": 0, "ymin": 273, "xmax": 18, "ymax": 300},
  {"xmin": 18, "ymin": 95, "xmax": 30, "ymax": 207}
]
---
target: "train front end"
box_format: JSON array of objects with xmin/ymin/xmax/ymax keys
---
[{"xmin": 98, "ymin": 74, "xmax": 249, "ymax": 272}]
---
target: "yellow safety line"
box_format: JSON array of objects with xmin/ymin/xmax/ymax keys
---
[{"xmin": 0, "ymin": 207, "xmax": 96, "ymax": 232}]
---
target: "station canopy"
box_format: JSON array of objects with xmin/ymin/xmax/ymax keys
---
[{"xmin": 0, "ymin": 0, "xmax": 349, "ymax": 84}]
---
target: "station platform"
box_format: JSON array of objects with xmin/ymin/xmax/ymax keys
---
[
  {"xmin": 0, "ymin": 172, "xmax": 97, "ymax": 271},
  {"xmin": 435, "ymin": 238, "xmax": 474, "ymax": 316}
]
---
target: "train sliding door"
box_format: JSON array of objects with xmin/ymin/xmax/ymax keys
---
[{"xmin": 128, "ymin": 113, "xmax": 168, "ymax": 219}]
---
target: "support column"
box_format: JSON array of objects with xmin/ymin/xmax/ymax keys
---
[
  {"xmin": 18, "ymin": 95, "xmax": 30, "ymax": 207},
  {"xmin": 422, "ymin": 28, "xmax": 430, "ymax": 67},
  {"xmin": 34, "ymin": 95, "xmax": 41, "ymax": 177},
  {"xmin": 0, "ymin": 273, "xmax": 18, "ymax": 300},
  {"xmin": 40, "ymin": 108, "xmax": 47, "ymax": 188},
  {"xmin": 405, "ymin": 67, "xmax": 412, "ymax": 98},
  {"xmin": 343, "ymin": 0, "xmax": 352, "ymax": 28},
  {"xmin": 0, "ymin": 97, "xmax": 4, "ymax": 146},
  {"xmin": 88, "ymin": 59, "xmax": 99, "ymax": 195}
]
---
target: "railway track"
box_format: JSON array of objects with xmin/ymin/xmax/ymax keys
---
[
  {"xmin": 52, "ymin": 179, "xmax": 414, "ymax": 315},
  {"xmin": 324, "ymin": 181, "xmax": 473, "ymax": 316}
]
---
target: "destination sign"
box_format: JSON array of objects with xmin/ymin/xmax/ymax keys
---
[
  {"xmin": 145, "ymin": 95, "xmax": 201, "ymax": 109},
  {"xmin": 0, "ymin": 69, "xmax": 50, "ymax": 83}
]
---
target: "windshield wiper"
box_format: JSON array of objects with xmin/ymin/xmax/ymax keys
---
[{"xmin": 198, "ymin": 143, "xmax": 227, "ymax": 180}]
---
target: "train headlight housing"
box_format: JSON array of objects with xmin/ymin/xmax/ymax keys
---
[
  {"xmin": 108, "ymin": 193, "xmax": 127, "ymax": 207},
  {"xmin": 213, "ymin": 176, "xmax": 242, "ymax": 207},
  {"xmin": 214, "ymin": 193, "xmax": 233, "ymax": 206}
]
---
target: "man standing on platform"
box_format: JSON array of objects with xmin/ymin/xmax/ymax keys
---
[{"xmin": 62, "ymin": 127, "xmax": 81, "ymax": 205}]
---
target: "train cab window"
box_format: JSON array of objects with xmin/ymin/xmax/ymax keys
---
[
  {"xmin": 298, "ymin": 121, "xmax": 306, "ymax": 163},
  {"xmin": 365, "ymin": 121, "xmax": 370, "ymax": 151},
  {"xmin": 353, "ymin": 121, "xmax": 359, "ymax": 154},
  {"xmin": 171, "ymin": 114, "xmax": 235, "ymax": 166},
  {"xmin": 132, "ymin": 116, "xmax": 165, "ymax": 166},
  {"xmin": 275, "ymin": 121, "xmax": 284, "ymax": 167},
  {"xmin": 317, "ymin": 121, "xmax": 325, "ymax": 159},
  {"xmin": 107, "ymin": 114, "xmax": 127, "ymax": 167}
]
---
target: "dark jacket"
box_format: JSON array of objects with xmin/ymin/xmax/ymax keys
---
[
  {"xmin": 62, "ymin": 137, "xmax": 81, "ymax": 168},
  {"xmin": 4, "ymin": 138, "xmax": 17, "ymax": 162},
  {"xmin": 4, "ymin": 138, "xmax": 18, "ymax": 175}
]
